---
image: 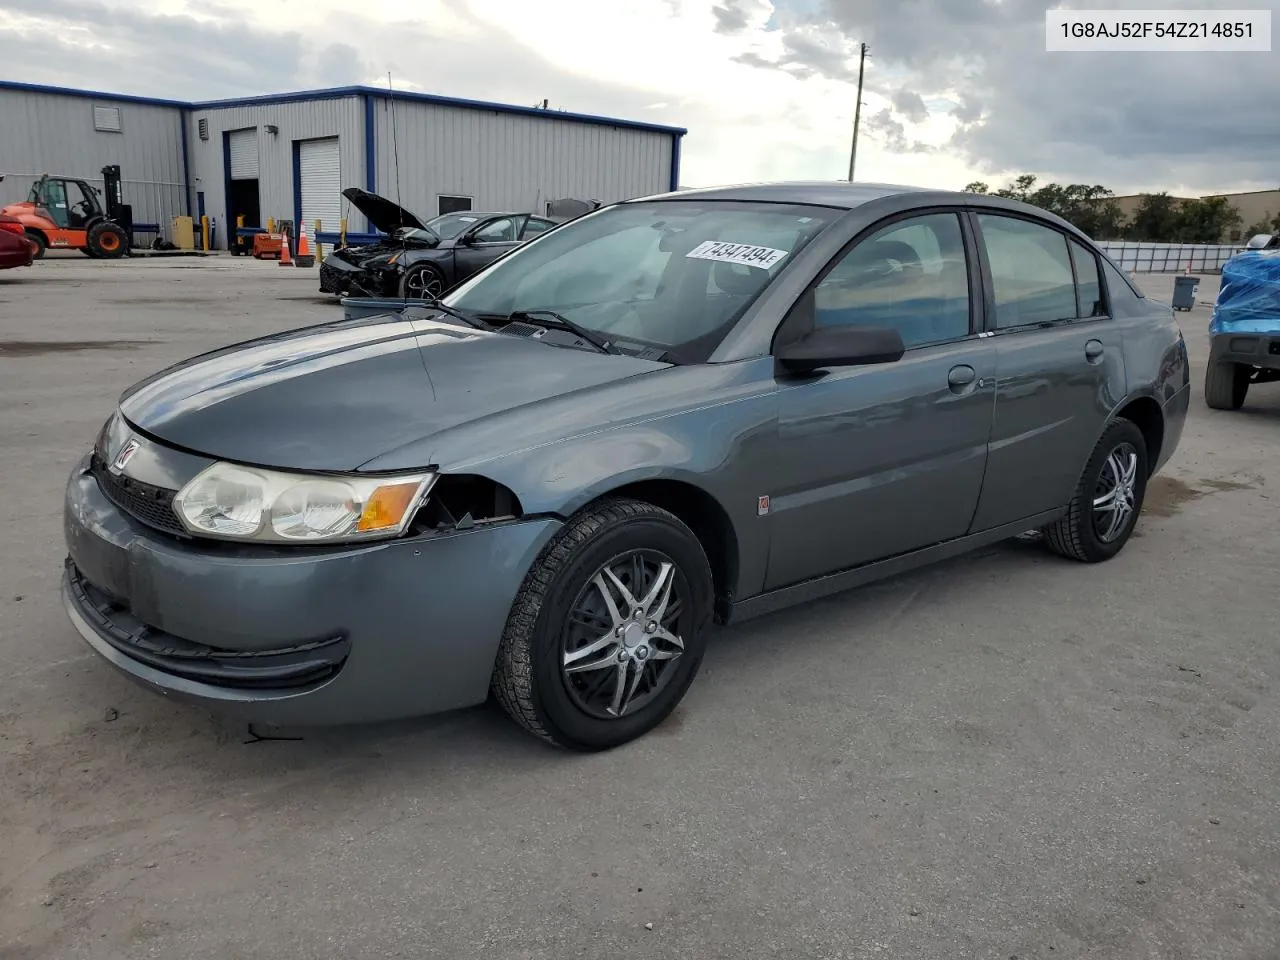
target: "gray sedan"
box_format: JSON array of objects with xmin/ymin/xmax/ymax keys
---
[{"xmin": 62, "ymin": 181, "xmax": 1191, "ymax": 750}]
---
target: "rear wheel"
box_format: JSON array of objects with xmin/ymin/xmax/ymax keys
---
[
  {"xmin": 24, "ymin": 230, "xmax": 45, "ymax": 259},
  {"xmin": 492, "ymin": 498, "xmax": 714, "ymax": 751},
  {"xmin": 1204, "ymin": 360, "xmax": 1249, "ymax": 410},
  {"xmin": 1043, "ymin": 419, "xmax": 1149, "ymax": 563},
  {"xmin": 87, "ymin": 222, "xmax": 128, "ymax": 259}
]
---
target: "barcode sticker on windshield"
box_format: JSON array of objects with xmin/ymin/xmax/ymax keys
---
[{"xmin": 686, "ymin": 240, "xmax": 789, "ymax": 270}]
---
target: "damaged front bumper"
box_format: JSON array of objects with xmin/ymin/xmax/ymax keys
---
[
  {"xmin": 319, "ymin": 251, "xmax": 402, "ymax": 297},
  {"xmin": 62, "ymin": 454, "xmax": 560, "ymax": 726}
]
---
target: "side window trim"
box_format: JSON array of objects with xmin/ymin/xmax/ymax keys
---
[
  {"xmin": 966, "ymin": 208, "xmax": 1112, "ymax": 336},
  {"xmin": 772, "ymin": 206, "xmax": 978, "ymax": 355}
]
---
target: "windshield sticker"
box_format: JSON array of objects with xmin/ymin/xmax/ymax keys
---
[{"xmin": 686, "ymin": 240, "xmax": 789, "ymax": 270}]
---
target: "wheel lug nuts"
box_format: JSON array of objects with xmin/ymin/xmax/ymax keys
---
[
  {"xmin": 615, "ymin": 626, "xmax": 626, "ymax": 637},
  {"xmin": 634, "ymin": 608, "xmax": 643, "ymax": 619},
  {"xmin": 646, "ymin": 621, "xmax": 657, "ymax": 633}
]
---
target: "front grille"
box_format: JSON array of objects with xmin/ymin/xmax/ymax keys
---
[{"xmin": 89, "ymin": 452, "xmax": 188, "ymax": 536}]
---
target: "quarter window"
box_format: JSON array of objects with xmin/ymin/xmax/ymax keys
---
[
  {"xmin": 977, "ymin": 215, "xmax": 1078, "ymax": 328},
  {"xmin": 1069, "ymin": 239, "xmax": 1104, "ymax": 318},
  {"xmin": 813, "ymin": 213, "xmax": 971, "ymax": 348}
]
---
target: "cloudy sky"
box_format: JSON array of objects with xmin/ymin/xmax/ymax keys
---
[{"xmin": 2, "ymin": 0, "xmax": 1277, "ymax": 196}]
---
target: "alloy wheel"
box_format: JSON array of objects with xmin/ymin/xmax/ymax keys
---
[
  {"xmin": 1092, "ymin": 442, "xmax": 1139, "ymax": 543},
  {"xmin": 560, "ymin": 550, "xmax": 689, "ymax": 720},
  {"xmin": 407, "ymin": 269, "xmax": 443, "ymax": 299}
]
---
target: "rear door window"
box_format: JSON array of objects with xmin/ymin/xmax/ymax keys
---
[{"xmin": 977, "ymin": 215, "xmax": 1078, "ymax": 328}]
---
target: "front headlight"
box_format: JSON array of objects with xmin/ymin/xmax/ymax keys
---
[{"xmin": 174, "ymin": 462, "xmax": 435, "ymax": 544}]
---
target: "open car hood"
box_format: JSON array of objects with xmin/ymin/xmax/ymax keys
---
[{"xmin": 342, "ymin": 187, "xmax": 432, "ymax": 235}]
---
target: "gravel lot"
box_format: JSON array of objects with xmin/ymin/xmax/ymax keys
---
[{"xmin": 2, "ymin": 256, "xmax": 1278, "ymax": 960}]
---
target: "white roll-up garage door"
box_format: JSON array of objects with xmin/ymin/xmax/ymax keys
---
[
  {"xmin": 299, "ymin": 138, "xmax": 342, "ymax": 234},
  {"xmin": 228, "ymin": 129, "xmax": 259, "ymax": 180}
]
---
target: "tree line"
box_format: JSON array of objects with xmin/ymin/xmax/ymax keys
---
[{"xmin": 963, "ymin": 175, "xmax": 1280, "ymax": 244}]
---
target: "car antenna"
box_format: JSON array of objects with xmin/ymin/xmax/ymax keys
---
[{"xmin": 387, "ymin": 70, "xmax": 409, "ymax": 276}]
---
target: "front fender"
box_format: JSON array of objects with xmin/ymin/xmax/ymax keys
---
[{"xmin": 462, "ymin": 388, "xmax": 779, "ymax": 601}]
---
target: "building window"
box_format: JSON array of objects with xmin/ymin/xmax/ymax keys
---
[
  {"xmin": 93, "ymin": 105, "xmax": 122, "ymax": 133},
  {"xmin": 438, "ymin": 195, "xmax": 473, "ymax": 215}
]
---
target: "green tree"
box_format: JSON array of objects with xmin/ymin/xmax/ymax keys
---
[
  {"xmin": 963, "ymin": 173, "xmax": 1126, "ymax": 237},
  {"xmin": 995, "ymin": 174, "xmax": 1039, "ymax": 202},
  {"xmin": 1126, "ymin": 193, "xmax": 1183, "ymax": 241},
  {"xmin": 1173, "ymin": 196, "xmax": 1241, "ymax": 243}
]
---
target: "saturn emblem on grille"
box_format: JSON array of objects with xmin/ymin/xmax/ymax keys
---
[{"xmin": 110, "ymin": 438, "xmax": 140, "ymax": 474}]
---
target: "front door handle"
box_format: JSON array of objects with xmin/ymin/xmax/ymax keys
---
[
  {"xmin": 947, "ymin": 364, "xmax": 977, "ymax": 394},
  {"xmin": 1085, "ymin": 339, "xmax": 1105, "ymax": 362}
]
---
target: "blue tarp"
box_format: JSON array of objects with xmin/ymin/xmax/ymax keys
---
[{"xmin": 1210, "ymin": 251, "xmax": 1280, "ymax": 335}]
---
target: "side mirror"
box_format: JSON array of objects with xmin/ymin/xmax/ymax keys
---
[{"xmin": 776, "ymin": 325, "xmax": 905, "ymax": 375}]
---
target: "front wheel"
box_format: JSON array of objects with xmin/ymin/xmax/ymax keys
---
[
  {"xmin": 399, "ymin": 263, "xmax": 445, "ymax": 300},
  {"xmin": 1043, "ymin": 419, "xmax": 1149, "ymax": 563},
  {"xmin": 88, "ymin": 222, "xmax": 128, "ymax": 259},
  {"xmin": 492, "ymin": 498, "xmax": 714, "ymax": 751}
]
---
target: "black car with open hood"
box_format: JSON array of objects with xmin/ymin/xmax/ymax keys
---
[{"xmin": 319, "ymin": 188, "xmax": 564, "ymax": 299}]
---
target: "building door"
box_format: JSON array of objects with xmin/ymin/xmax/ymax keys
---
[
  {"xmin": 298, "ymin": 138, "xmax": 342, "ymax": 238},
  {"xmin": 225, "ymin": 128, "xmax": 261, "ymax": 246}
]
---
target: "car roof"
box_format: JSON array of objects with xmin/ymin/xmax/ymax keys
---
[
  {"xmin": 632, "ymin": 180, "xmax": 1086, "ymax": 235},
  {"xmin": 433, "ymin": 211, "xmax": 544, "ymax": 220}
]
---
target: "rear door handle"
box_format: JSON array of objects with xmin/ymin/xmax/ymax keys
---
[
  {"xmin": 1085, "ymin": 339, "xmax": 1105, "ymax": 362},
  {"xmin": 947, "ymin": 364, "xmax": 977, "ymax": 393}
]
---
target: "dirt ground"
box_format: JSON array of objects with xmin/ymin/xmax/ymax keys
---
[{"xmin": 1, "ymin": 257, "xmax": 1278, "ymax": 959}]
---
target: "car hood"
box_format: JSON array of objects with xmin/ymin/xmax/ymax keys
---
[
  {"xmin": 118, "ymin": 314, "xmax": 668, "ymax": 471},
  {"xmin": 341, "ymin": 187, "xmax": 432, "ymax": 235}
]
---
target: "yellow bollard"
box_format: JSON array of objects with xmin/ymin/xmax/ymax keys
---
[
  {"xmin": 200, "ymin": 215, "xmax": 210, "ymax": 252},
  {"xmin": 236, "ymin": 215, "xmax": 244, "ymax": 255},
  {"xmin": 339, "ymin": 217, "xmax": 347, "ymax": 249},
  {"xmin": 314, "ymin": 219, "xmax": 323, "ymax": 260},
  {"xmin": 267, "ymin": 217, "xmax": 276, "ymax": 235}
]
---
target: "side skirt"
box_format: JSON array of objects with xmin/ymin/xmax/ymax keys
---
[{"xmin": 726, "ymin": 508, "xmax": 1067, "ymax": 624}]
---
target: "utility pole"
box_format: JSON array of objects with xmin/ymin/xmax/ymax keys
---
[{"xmin": 847, "ymin": 42, "xmax": 869, "ymax": 181}]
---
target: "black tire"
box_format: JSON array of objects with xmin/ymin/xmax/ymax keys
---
[
  {"xmin": 1204, "ymin": 360, "xmax": 1249, "ymax": 410},
  {"xmin": 24, "ymin": 230, "xmax": 46, "ymax": 259},
  {"xmin": 399, "ymin": 263, "xmax": 446, "ymax": 300},
  {"xmin": 87, "ymin": 222, "xmax": 128, "ymax": 259},
  {"xmin": 492, "ymin": 497, "xmax": 714, "ymax": 751},
  {"xmin": 1043, "ymin": 419, "xmax": 1149, "ymax": 563}
]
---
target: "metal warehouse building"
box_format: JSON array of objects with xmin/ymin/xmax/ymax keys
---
[{"xmin": 0, "ymin": 81, "xmax": 686, "ymax": 249}]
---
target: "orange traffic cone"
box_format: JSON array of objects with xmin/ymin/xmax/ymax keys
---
[
  {"xmin": 278, "ymin": 227, "xmax": 293, "ymax": 266},
  {"xmin": 295, "ymin": 224, "xmax": 315, "ymax": 268}
]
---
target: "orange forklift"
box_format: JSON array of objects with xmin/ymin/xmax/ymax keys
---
[{"xmin": 0, "ymin": 165, "xmax": 132, "ymax": 259}]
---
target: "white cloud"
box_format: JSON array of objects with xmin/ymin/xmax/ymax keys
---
[{"xmin": 8, "ymin": 0, "xmax": 1261, "ymax": 196}]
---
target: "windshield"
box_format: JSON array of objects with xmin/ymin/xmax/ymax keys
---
[
  {"xmin": 428, "ymin": 213, "xmax": 483, "ymax": 241},
  {"xmin": 445, "ymin": 201, "xmax": 837, "ymax": 360}
]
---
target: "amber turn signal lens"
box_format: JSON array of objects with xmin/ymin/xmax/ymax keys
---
[{"xmin": 357, "ymin": 481, "xmax": 424, "ymax": 531}]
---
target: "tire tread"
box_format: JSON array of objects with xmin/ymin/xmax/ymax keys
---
[
  {"xmin": 1043, "ymin": 418, "xmax": 1148, "ymax": 564},
  {"xmin": 491, "ymin": 497, "xmax": 699, "ymax": 748}
]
